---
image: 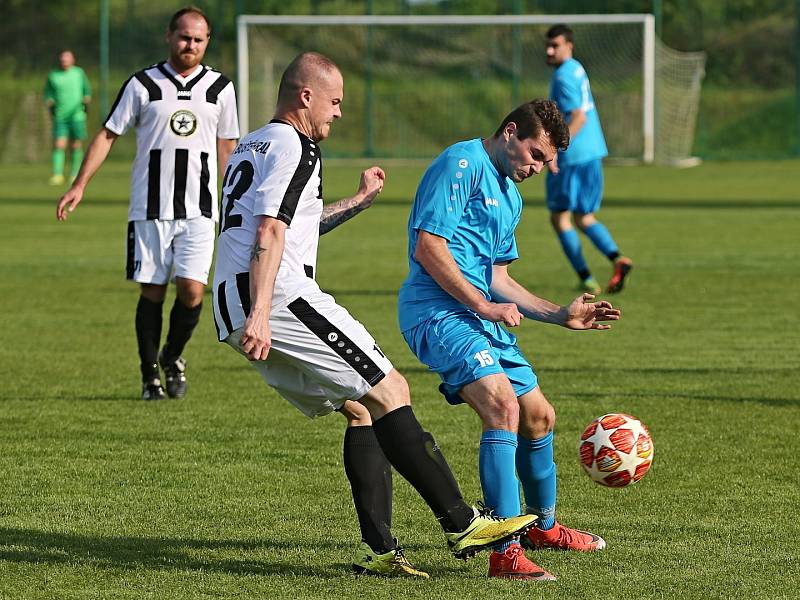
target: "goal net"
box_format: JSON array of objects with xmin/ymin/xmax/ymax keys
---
[{"xmin": 237, "ymin": 15, "xmax": 705, "ymax": 164}]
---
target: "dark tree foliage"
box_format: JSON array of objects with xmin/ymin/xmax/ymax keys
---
[{"xmin": 0, "ymin": 0, "xmax": 795, "ymax": 87}]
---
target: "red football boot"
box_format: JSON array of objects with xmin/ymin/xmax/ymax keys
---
[
  {"xmin": 488, "ymin": 543, "xmax": 556, "ymax": 580},
  {"xmin": 606, "ymin": 256, "xmax": 633, "ymax": 293},
  {"xmin": 524, "ymin": 521, "xmax": 606, "ymax": 552}
]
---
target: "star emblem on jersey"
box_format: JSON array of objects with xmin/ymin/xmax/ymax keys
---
[{"xmin": 170, "ymin": 109, "xmax": 197, "ymax": 136}]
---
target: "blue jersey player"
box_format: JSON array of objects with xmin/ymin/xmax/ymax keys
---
[
  {"xmin": 546, "ymin": 24, "xmax": 633, "ymax": 294},
  {"xmin": 399, "ymin": 100, "xmax": 621, "ymax": 580}
]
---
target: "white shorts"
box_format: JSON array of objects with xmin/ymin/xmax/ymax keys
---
[
  {"xmin": 224, "ymin": 289, "xmax": 394, "ymax": 418},
  {"xmin": 126, "ymin": 217, "xmax": 215, "ymax": 285}
]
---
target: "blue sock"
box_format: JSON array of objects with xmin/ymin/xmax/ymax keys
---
[
  {"xmin": 516, "ymin": 431, "xmax": 557, "ymax": 530},
  {"xmin": 584, "ymin": 222, "xmax": 619, "ymax": 260},
  {"xmin": 557, "ymin": 229, "xmax": 589, "ymax": 278},
  {"xmin": 480, "ymin": 429, "xmax": 520, "ymax": 552}
]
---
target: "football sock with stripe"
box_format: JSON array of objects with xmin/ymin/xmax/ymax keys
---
[
  {"xmin": 372, "ymin": 405, "xmax": 474, "ymax": 533},
  {"xmin": 557, "ymin": 229, "xmax": 590, "ymax": 279},
  {"xmin": 163, "ymin": 299, "xmax": 202, "ymax": 361},
  {"xmin": 135, "ymin": 295, "xmax": 163, "ymax": 380},
  {"xmin": 343, "ymin": 425, "xmax": 395, "ymax": 554},
  {"xmin": 516, "ymin": 431, "xmax": 557, "ymax": 530},
  {"xmin": 584, "ymin": 222, "xmax": 620, "ymax": 261},
  {"xmin": 479, "ymin": 429, "xmax": 520, "ymax": 552},
  {"xmin": 52, "ymin": 148, "xmax": 65, "ymax": 177},
  {"xmin": 69, "ymin": 148, "xmax": 84, "ymax": 178}
]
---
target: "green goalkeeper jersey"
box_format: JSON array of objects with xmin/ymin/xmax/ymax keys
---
[{"xmin": 44, "ymin": 66, "xmax": 91, "ymax": 121}]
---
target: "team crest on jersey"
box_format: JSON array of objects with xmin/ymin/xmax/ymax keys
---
[{"xmin": 170, "ymin": 109, "xmax": 197, "ymax": 136}]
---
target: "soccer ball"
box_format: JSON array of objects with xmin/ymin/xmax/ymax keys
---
[{"xmin": 579, "ymin": 413, "xmax": 653, "ymax": 487}]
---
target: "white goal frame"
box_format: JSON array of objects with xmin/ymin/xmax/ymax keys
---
[{"xmin": 237, "ymin": 14, "xmax": 656, "ymax": 163}]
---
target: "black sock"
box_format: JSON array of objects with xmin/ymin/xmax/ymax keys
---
[
  {"xmin": 578, "ymin": 268, "xmax": 592, "ymax": 281},
  {"xmin": 608, "ymin": 251, "xmax": 620, "ymax": 262},
  {"xmin": 372, "ymin": 405, "xmax": 474, "ymax": 533},
  {"xmin": 163, "ymin": 299, "xmax": 202, "ymax": 361},
  {"xmin": 135, "ymin": 296, "xmax": 163, "ymax": 380},
  {"xmin": 343, "ymin": 426, "xmax": 395, "ymax": 554}
]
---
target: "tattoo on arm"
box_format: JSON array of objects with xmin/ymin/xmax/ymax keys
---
[
  {"xmin": 319, "ymin": 198, "xmax": 364, "ymax": 235},
  {"xmin": 250, "ymin": 243, "xmax": 267, "ymax": 262}
]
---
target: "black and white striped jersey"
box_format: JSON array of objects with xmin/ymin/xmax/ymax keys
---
[
  {"xmin": 212, "ymin": 120, "xmax": 324, "ymax": 341},
  {"xmin": 105, "ymin": 61, "xmax": 239, "ymax": 222}
]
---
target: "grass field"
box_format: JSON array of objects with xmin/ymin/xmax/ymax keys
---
[{"xmin": 1, "ymin": 159, "xmax": 798, "ymax": 599}]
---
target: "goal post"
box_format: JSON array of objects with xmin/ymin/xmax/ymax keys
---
[{"xmin": 237, "ymin": 14, "xmax": 704, "ymax": 164}]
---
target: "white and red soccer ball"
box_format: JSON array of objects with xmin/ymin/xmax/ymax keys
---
[{"xmin": 579, "ymin": 413, "xmax": 653, "ymax": 487}]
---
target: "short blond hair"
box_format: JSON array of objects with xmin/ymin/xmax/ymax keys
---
[{"xmin": 277, "ymin": 52, "xmax": 340, "ymax": 104}]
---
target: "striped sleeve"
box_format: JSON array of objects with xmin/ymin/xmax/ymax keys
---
[
  {"xmin": 215, "ymin": 80, "xmax": 240, "ymax": 139},
  {"xmin": 252, "ymin": 132, "xmax": 317, "ymax": 225},
  {"xmin": 104, "ymin": 75, "xmax": 141, "ymax": 135}
]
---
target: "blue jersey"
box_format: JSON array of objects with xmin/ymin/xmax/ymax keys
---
[
  {"xmin": 550, "ymin": 58, "xmax": 608, "ymax": 166},
  {"xmin": 398, "ymin": 138, "xmax": 522, "ymax": 332}
]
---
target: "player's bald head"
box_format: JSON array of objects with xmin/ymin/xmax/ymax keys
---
[
  {"xmin": 169, "ymin": 6, "xmax": 211, "ymax": 35},
  {"xmin": 277, "ymin": 52, "xmax": 341, "ymax": 106}
]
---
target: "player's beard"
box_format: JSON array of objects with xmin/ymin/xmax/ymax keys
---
[{"xmin": 174, "ymin": 50, "xmax": 201, "ymax": 72}]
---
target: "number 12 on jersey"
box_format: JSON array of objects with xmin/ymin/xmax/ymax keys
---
[{"xmin": 219, "ymin": 159, "xmax": 254, "ymax": 234}]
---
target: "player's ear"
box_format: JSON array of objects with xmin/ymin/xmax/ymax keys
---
[
  {"xmin": 504, "ymin": 122, "xmax": 518, "ymax": 141},
  {"xmin": 299, "ymin": 87, "xmax": 313, "ymax": 108}
]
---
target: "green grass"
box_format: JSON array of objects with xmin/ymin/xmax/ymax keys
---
[{"xmin": 1, "ymin": 159, "xmax": 799, "ymax": 599}]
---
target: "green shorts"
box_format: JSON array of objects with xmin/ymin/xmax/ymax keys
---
[{"xmin": 53, "ymin": 118, "xmax": 87, "ymax": 141}]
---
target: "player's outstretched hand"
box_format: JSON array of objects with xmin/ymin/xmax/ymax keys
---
[
  {"xmin": 481, "ymin": 302, "xmax": 524, "ymax": 328},
  {"xmin": 240, "ymin": 312, "xmax": 272, "ymax": 361},
  {"xmin": 56, "ymin": 186, "xmax": 84, "ymax": 221},
  {"xmin": 563, "ymin": 293, "xmax": 620, "ymax": 330},
  {"xmin": 358, "ymin": 166, "xmax": 386, "ymax": 207}
]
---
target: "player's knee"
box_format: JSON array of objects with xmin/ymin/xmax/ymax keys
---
[
  {"xmin": 519, "ymin": 399, "xmax": 555, "ymax": 438},
  {"xmin": 364, "ymin": 369, "xmax": 410, "ymax": 414},
  {"xmin": 383, "ymin": 370, "xmax": 411, "ymax": 406},
  {"xmin": 544, "ymin": 405, "xmax": 556, "ymax": 431},
  {"xmin": 575, "ymin": 213, "xmax": 596, "ymax": 231},
  {"xmin": 478, "ymin": 388, "xmax": 519, "ymax": 430},
  {"xmin": 175, "ymin": 278, "xmax": 205, "ymax": 307},
  {"xmin": 550, "ymin": 211, "xmax": 572, "ymax": 232},
  {"xmin": 140, "ymin": 283, "xmax": 167, "ymax": 303},
  {"xmin": 459, "ymin": 376, "xmax": 519, "ymax": 430}
]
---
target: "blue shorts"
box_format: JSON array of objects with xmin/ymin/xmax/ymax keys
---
[
  {"xmin": 546, "ymin": 159, "xmax": 604, "ymax": 214},
  {"xmin": 402, "ymin": 310, "xmax": 538, "ymax": 405}
]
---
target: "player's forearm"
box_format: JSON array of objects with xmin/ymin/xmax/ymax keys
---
[
  {"xmin": 568, "ymin": 109, "xmax": 587, "ymax": 138},
  {"xmin": 415, "ymin": 231, "xmax": 491, "ymax": 313},
  {"xmin": 319, "ymin": 192, "xmax": 369, "ymax": 235},
  {"xmin": 217, "ymin": 138, "xmax": 237, "ymax": 174},
  {"xmin": 248, "ymin": 217, "xmax": 286, "ymax": 318},
  {"xmin": 72, "ymin": 128, "xmax": 117, "ymax": 189},
  {"xmin": 490, "ymin": 274, "xmax": 564, "ymax": 325}
]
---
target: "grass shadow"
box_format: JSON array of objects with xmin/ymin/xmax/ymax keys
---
[
  {"xmin": 0, "ymin": 527, "xmax": 351, "ymax": 577},
  {"xmin": 566, "ymin": 390, "xmax": 799, "ymax": 408},
  {"xmin": 0, "ymin": 527, "xmax": 474, "ymax": 578}
]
